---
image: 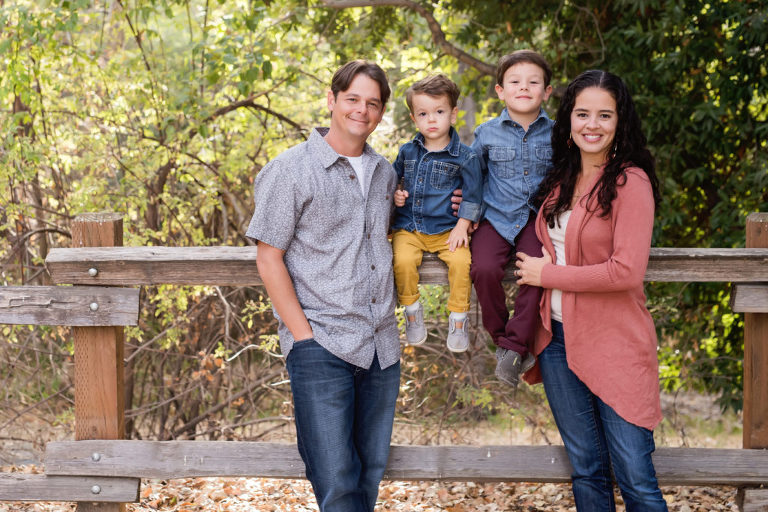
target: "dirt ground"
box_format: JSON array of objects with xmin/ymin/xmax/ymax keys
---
[{"xmin": 0, "ymin": 391, "xmax": 746, "ymax": 511}]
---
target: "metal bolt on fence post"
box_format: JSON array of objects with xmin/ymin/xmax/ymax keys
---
[
  {"xmin": 91, "ymin": 452, "xmax": 101, "ymax": 462},
  {"xmin": 89, "ymin": 302, "xmax": 99, "ymax": 311},
  {"xmin": 88, "ymin": 267, "xmax": 98, "ymax": 277},
  {"xmin": 91, "ymin": 485, "xmax": 101, "ymax": 495}
]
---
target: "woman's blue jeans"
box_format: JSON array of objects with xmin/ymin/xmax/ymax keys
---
[
  {"xmin": 540, "ymin": 321, "xmax": 668, "ymax": 512},
  {"xmin": 286, "ymin": 339, "xmax": 400, "ymax": 512}
]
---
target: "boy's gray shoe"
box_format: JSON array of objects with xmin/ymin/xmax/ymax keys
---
[
  {"xmin": 495, "ymin": 349, "xmax": 536, "ymax": 388},
  {"xmin": 404, "ymin": 302, "xmax": 427, "ymax": 345},
  {"xmin": 446, "ymin": 316, "xmax": 470, "ymax": 353}
]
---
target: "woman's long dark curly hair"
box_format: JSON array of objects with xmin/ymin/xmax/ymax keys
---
[{"xmin": 537, "ymin": 70, "xmax": 660, "ymax": 227}]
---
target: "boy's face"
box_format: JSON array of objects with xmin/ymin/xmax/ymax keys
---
[
  {"xmin": 409, "ymin": 93, "xmax": 457, "ymax": 147},
  {"xmin": 495, "ymin": 62, "xmax": 552, "ymax": 121},
  {"xmin": 327, "ymin": 73, "xmax": 386, "ymax": 144}
]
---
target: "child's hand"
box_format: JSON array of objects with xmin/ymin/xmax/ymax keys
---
[
  {"xmin": 394, "ymin": 189, "xmax": 408, "ymax": 207},
  {"xmin": 447, "ymin": 219, "xmax": 470, "ymax": 252}
]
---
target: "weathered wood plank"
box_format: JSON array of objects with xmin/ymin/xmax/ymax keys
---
[
  {"xmin": 0, "ymin": 473, "xmax": 139, "ymax": 502},
  {"xmin": 744, "ymin": 213, "xmax": 768, "ymax": 451},
  {"xmin": 738, "ymin": 488, "xmax": 768, "ymax": 512},
  {"xmin": 44, "ymin": 441, "xmax": 768, "ymax": 486},
  {"xmin": 0, "ymin": 286, "xmax": 140, "ymax": 326},
  {"xmin": 46, "ymin": 246, "xmax": 768, "ymax": 286},
  {"xmin": 70, "ymin": 214, "xmax": 127, "ymax": 512},
  {"xmin": 731, "ymin": 284, "xmax": 768, "ymax": 313}
]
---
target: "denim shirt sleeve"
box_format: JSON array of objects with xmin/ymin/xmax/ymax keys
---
[
  {"xmin": 457, "ymin": 151, "xmax": 483, "ymax": 222},
  {"xmin": 469, "ymin": 132, "xmax": 488, "ymax": 175}
]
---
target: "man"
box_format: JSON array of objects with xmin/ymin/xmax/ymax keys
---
[{"xmin": 246, "ymin": 60, "xmax": 400, "ymax": 512}]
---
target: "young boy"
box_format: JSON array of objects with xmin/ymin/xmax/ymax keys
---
[
  {"xmin": 470, "ymin": 50, "xmax": 554, "ymax": 388},
  {"xmin": 392, "ymin": 74, "xmax": 483, "ymax": 353}
]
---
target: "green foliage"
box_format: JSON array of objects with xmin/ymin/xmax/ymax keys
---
[{"xmin": 2, "ymin": 0, "xmax": 766, "ymax": 440}]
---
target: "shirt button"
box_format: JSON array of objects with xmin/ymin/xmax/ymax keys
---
[
  {"xmin": 349, "ymin": 174, "xmax": 356, "ymax": 180},
  {"xmin": 367, "ymin": 233, "xmax": 371, "ymax": 239},
  {"xmin": 523, "ymin": 137, "xmax": 528, "ymax": 142},
  {"xmin": 371, "ymin": 265, "xmax": 376, "ymax": 270},
  {"xmin": 418, "ymin": 178, "xmax": 423, "ymax": 183},
  {"xmin": 371, "ymin": 298, "xmax": 376, "ymax": 304},
  {"xmin": 374, "ymin": 327, "xmax": 379, "ymax": 333},
  {"xmin": 524, "ymin": 171, "xmax": 529, "ymax": 175},
  {"xmin": 516, "ymin": 224, "xmax": 520, "ymax": 228},
  {"xmin": 385, "ymin": 195, "xmax": 390, "ymax": 200}
]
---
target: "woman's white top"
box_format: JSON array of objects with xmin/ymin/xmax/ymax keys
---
[{"xmin": 548, "ymin": 209, "xmax": 572, "ymax": 322}]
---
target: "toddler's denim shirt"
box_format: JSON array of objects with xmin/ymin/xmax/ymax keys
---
[
  {"xmin": 471, "ymin": 108, "xmax": 554, "ymax": 244},
  {"xmin": 392, "ymin": 127, "xmax": 482, "ymax": 235}
]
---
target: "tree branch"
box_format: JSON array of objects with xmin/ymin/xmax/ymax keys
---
[{"xmin": 320, "ymin": 0, "xmax": 495, "ymax": 77}]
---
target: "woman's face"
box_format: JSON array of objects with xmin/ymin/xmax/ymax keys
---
[{"xmin": 570, "ymin": 87, "xmax": 618, "ymax": 165}]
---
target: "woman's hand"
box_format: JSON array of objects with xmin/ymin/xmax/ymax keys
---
[{"xmin": 515, "ymin": 248, "xmax": 552, "ymax": 287}]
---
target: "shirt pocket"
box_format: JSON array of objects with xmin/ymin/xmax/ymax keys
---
[
  {"xmin": 534, "ymin": 146, "xmax": 553, "ymax": 176},
  {"xmin": 403, "ymin": 159, "xmax": 416, "ymax": 190},
  {"xmin": 430, "ymin": 161, "xmax": 460, "ymax": 190},
  {"xmin": 488, "ymin": 146, "xmax": 516, "ymax": 179}
]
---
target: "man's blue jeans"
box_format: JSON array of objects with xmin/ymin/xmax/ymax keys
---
[
  {"xmin": 286, "ymin": 339, "xmax": 400, "ymax": 512},
  {"xmin": 540, "ymin": 321, "xmax": 668, "ymax": 512}
]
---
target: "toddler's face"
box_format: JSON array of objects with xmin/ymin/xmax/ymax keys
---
[{"xmin": 410, "ymin": 93, "xmax": 457, "ymax": 148}]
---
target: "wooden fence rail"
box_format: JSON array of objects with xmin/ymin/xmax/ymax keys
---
[{"xmin": 0, "ymin": 211, "xmax": 767, "ymax": 511}]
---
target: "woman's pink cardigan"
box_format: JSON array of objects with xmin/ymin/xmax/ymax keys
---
[{"xmin": 524, "ymin": 167, "xmax": 663, "ymax": 430}]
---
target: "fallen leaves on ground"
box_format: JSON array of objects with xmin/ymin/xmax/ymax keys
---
[{"xmin": 0, "ymin": 466, "xmax": 741, "ymax": 511}]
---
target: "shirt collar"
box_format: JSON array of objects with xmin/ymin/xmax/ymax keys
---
[
  {"xmin": 310, "ymin": 127, "xmax": 377, "ymax": 170},
  {"xmin": 413, "ymin": 126, "xmax": 461, "ymax": 157},
  {"xmin": 500, "ymin": 108, "xmax": 551, "ymax": 129}
]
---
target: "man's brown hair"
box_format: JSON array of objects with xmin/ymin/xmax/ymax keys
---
[
  {"xmin": 405, "ymin": 74, "xmax": 461, "ymax": 113},
  {"xmin": 496, "ymin": 50, "xmax": 552, "ymax": 86},
  {"xmin": 330, "ymin": 60, "xmax": 391, "ymax": 105}
]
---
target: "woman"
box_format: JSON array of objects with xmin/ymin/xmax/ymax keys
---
[{"xmin": 515, "ymin": 70, "xmax": 667, "ymax": 511}]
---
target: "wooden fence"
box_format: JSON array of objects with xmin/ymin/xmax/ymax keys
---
[{"xmin": 1, "ymin": 212, "xmax": 768, "ymax": 511}]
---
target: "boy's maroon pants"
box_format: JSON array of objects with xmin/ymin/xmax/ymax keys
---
[{"xmin": 470, "ymin": 216, "xmax": 543, "ymax": 356}]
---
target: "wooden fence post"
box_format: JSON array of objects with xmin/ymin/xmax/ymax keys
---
[
  {"xmin": 71, "ymin": 213, "xmax": 126, "ymax": 512},
  {"xmin": 743, "ymin": 212, "xmax": 768, "ymax": 450}
]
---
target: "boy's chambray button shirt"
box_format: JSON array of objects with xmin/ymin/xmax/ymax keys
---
[
  {"xmin": 392, "ymin": 127, "xmax": 483, "ymax": 234},
  {"xmin": 471, "ymin": 108, "xmax": 554, "ymax": 244},
  {"xmin": 246, "ymin": 128, "xmax": 400, "ymax": 370}
]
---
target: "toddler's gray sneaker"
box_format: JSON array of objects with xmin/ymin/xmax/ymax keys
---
[
  {"xmin": 405, "ymin": 302, "xmax": 427, "ymax": 345},
  {"xmin": 446, "ymin": 316, "xmax": 470, "ymax": 353}
]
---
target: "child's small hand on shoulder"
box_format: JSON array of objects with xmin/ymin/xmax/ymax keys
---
[{"xmin": 394, "ymin": 189, "xmax": 409, "ymax": 207}]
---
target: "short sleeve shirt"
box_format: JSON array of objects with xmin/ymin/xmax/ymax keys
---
[{"xmin": 245, "ymin": 128, "xmax": 400, "ymax": 370}]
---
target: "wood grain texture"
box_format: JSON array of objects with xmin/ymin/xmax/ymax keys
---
[
  {"xmin": 70, "ymin": 214, "xmax": 126, "ymax": 512},
  {"xmin": 738, "ymin": 488, "xmax": 768, "ymax": 512},
  {"xmin": 45, "ymin": 441, "xmax": 768, "ymax": 486},
  {"xmin": 731, "ymin": 284, "xmax": 768, "ymax": 313},
  {"xmin": 0, "ymin": 286, "xmax": 139, "ymax": 326},
  {"xmin": 744, "ymin": 213, "xmax": 768, "ymax": 450},
  {"xmin": 0, "ymin": 474, "xmax": 138, "ymax": 502},
  {"xmin": 46, "ymin": 246, "xmax": 768, "ymax": 286}
]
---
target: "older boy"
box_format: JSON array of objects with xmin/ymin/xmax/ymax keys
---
[
  {"xmin": 392, "ymin": 74, "xmax": 483, "ymax": 352},
  {"xmin": 247, "ymin": 61, "xmax": 399, "ymax": 512},
  {"xmin": 470, "ymin": 50, "xmax": 554, "ymax": 389}
]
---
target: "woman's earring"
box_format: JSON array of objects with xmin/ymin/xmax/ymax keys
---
[
  {"xmin": 567, "ymin": 134, "xmax": 573, "ymax": 148},
  {"xmin": 611, "ymin": 142, "xmax": 618, "ymax": 159}
]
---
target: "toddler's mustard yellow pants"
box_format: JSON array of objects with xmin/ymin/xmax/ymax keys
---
[{"xmin": 392, "ymin": 229, "xmax": 472, "ymax": 313}]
